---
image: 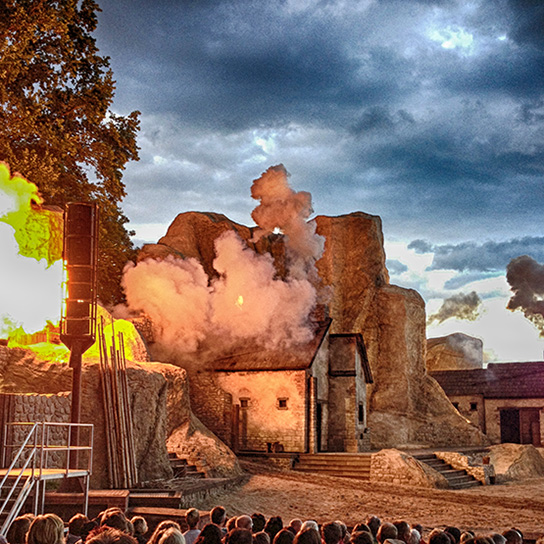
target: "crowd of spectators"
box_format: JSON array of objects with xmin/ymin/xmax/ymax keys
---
[{"xmin": 0, "ymin": 506, "xmax": 528, "ymax": 544}]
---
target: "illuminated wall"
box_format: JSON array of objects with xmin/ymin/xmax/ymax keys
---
[{"xmin": 216, "ymin": 369, "xmax": 308, "ymax": 452}]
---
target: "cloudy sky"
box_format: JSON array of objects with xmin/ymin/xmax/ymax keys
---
[{"xmin": 94, "ymin": 0, "xmax": 544, "ymax": 362}]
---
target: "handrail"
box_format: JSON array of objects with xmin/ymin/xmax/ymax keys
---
[
  {"xmin": 0, "ymin": 423, "xmax": 38, "ymax": 490},
  {"xmin": 3, "ymin": 422, "xmax": 94, "ymax": 474},
  {"xmin": 0, "ymin": 422, "xmax": 94, "ymax": 536},
  {"xmin": 0, "ymin": 442, "xmax": 36, "ymax": 516}
]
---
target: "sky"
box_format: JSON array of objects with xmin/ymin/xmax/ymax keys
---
[{"xmin": 93, "ymin": 0, "xmax": 544, "ymax": 363}]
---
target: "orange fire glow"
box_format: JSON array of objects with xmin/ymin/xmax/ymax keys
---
[{"xmin": 0, "ymin": 163, "xmax": 64, "ymax": 340}]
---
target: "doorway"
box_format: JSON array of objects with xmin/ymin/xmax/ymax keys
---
[
  {"xmin": 500, "ymin": 409, "xmax": 520, "ymax": 443},
  {"xmin": 500, "ymin": 408, "xmax": 542, "ymax": 446}
]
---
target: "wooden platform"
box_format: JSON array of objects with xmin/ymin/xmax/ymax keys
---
[
  {"xmin": 0, "ymin": 468, "xmax": 89, "ymax": 480},
  {"xmin": 43, "ymin": 489, "xmax": 129, "ymax": 519}
]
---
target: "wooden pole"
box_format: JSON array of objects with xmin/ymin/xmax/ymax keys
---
[
  {"xmin": 99, "ymin": 319, "xmax": 116, "ymax": 488},
  {"xmin": 119, "ymin": 334, "xmax": 138, "ymax": 486}
]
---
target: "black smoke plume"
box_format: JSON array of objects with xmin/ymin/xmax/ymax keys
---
[
  {"xmin": 506, "ymin": 255, "xmax": 544, "ymax": 334},
  {"xmin": 427, "ymin": 291, "xmax": 482, "ymax": 325}
]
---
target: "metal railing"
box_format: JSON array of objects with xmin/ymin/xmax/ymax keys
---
[{"xmin": 0, "ymin": 422, "xmax": 93, "ymax": 536}]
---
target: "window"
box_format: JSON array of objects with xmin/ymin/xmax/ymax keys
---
[
  {"xmin": 358, "ymin": 404, "xmax": 364, "ymax": 423},
  {"xmin": 277, "ymin": 398, "xmax": 288, "ymax": 410},
  {"xmin": 470, "ymin": 402, "xmax": 478, "ymax": 411},
  {"xmin": 240, "ymin": 398, "xmax": 249, "ymax": 409}
]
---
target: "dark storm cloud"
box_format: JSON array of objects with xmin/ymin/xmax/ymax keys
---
[
  {"xmin": 442, "ymin": 48, "xmax": 544, "ymax": 98},
  {"xmin": 506, "ymin": 0, "xmax": 544, "ymax": 49},
  {"xmin": 93, "ymin": 0, "xmax": 544, "ymax": 244},
  {"xmin": 386, "ymin": 259, "xmax": 408, "ymax": 275},
  {"xmin": 96, "ymin": 0, "xmax": 403, "ymax": 130},
  {"xmin": 409, "ymin": 239, "xmax": 434, "ymax": 253},
  {"xmin": 408, "ymin": 237, "xmax": 544, "ymax": 272},
  {"xmin": 444, "ymin": 272, "xmax": 502, "ymax": 290}
]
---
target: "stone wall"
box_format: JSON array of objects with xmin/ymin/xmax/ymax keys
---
[
  {"xmin": 187, "ymin": 370, "xmax": 234, "ymax": 447},
  {"xmin": 447, "ymin": 394, "xmax": 485, "ymax": 430},
  {"xmin": 0, "ymin": 347, "xmax": 174, "ymax": 487},
  {"xmin": 434, "ymin": 451, "xmax": 489, "ymax": 484},
  {"xmin": 2, "ymin": 392, "xmax": 73, "ymax": 470},
  {"xmin": 215, "ymin": 370, "xmax": 307, "ymax": 452},
  {"xmin": 328, "ymin": 336, "xmax": 370, "ymax": 452},
  {"xmin": 369, "ymin": 448, "xmax": 449, "ymax": 488}
]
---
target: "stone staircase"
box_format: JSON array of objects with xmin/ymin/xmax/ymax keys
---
[
  {"xmin": 167, "ymin": 452, "xmax": 205, "ymax": 479},
  {"xmin": 293, "ymin": 453, "xmax": 371, "ymax": 480},
  {"xmin": 412, "ymin": 453, "xmax": 482, "ymax": 489}
]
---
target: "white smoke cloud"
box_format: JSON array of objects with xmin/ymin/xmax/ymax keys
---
[
  {"xmin": 118, "ymin": 165, "xmax": 324, "ymax": 358},
  {"xmin": 251, "ymin": 164, "xmax": 325, "ymax": 280},
  {"xmin": 210, "ymin": 231, "xmax": 316, "ymax": 347},
  {"xmin": 120, "ymin": 255, "xmax": 210, "ymax": 355}
]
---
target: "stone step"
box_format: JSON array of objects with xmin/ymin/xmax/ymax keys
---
[
  {"xmin": 295, "ymin": 463, "xmax": 371, "ymax": 473},
  {"xmin": 129, "ymin": 490, "xmax": 182, "ymax": 509},
  {"xmin": 412, "ymin": 453, "xmax": 482, "ymax": 490},
  {"xmin": 295, "ymin": 467, "xmax": 370, "ymax": 479},
  {"xmin": 296, "ymin": 454, "xmax": 371, "ymax": 464},
  {"xmin": 293, "ymin": 454, "xmax": 371, "ymax": 480},
  {"xmin": 453, "ymin": 480, "xmax": 483, "ymax": 489},
  {"xmin": 170, "ymin": 459, "xmax": 189, "ymax": 468},
  {"xmin": 167, "ymin": 452, "xmax": 206, "ymax": 479}
]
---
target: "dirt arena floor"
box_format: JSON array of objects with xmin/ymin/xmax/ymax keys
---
[{"xmin": 194, "ymin": 462, "xmax": 544, "ymax": 540}]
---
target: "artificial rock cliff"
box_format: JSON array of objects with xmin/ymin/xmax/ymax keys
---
[
  {"xmin": 426, "ymin": 333, "xmax": 484, "ymax": 371},
  {"xmin": 0, "ymin": 347, "xmax": 172, "ymax": 487},
  {"xmin": 0, "ymin": 320, "xmax": 240, "ymax": 487},
  {"xmin": 140, "ymin": 211, "xmax": 488, "ymax": 449}
]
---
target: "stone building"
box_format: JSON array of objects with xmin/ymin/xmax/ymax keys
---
[
  {"xmin": 431, "ymin": 361, "xmax": 544, "ymax": 446},
  {"xmin": 188, "ymin": 319, "xmax": 374, "ymax": 453}
]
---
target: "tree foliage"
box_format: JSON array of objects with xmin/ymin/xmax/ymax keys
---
[{"xmin": 0, "ymin": 0, "xmax": 140, "ymax": 304}]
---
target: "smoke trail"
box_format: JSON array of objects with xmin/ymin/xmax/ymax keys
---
[
  {"xmin": 427, "ymin": 291, "xmax": 482, "ymax": 325},
  {"xmin": 506, "ymin": 255, "xmax": 544, "ymax": 334},
  {"xmin": 251, "ymin": 164, "xmax": 324, "ymax": 280}
]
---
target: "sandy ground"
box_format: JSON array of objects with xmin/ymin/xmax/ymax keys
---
[{"xmin": 192, "ymin": 462, "xmax": 544, "ymax": 539}]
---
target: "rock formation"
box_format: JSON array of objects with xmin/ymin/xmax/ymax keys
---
[
  {"xmin": 139, "ymin": 211, "xmax": 488, "ymax": 449},
  {"xmin": 427, "ymin": 333, "xmax": 484, "ymax": 371},
  {"xmin": 488, "ymin": 443, "xmax": 544, "ymax": 482},
  {"xmin": 0, "ymin": 346, "xmax": 172, "ymax": 487}
]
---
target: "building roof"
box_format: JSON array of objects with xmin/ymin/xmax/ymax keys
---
[
  {"xmin": 431, "ymin": 361, "xmax": 544, "ymax": 399},
  {"xmin": 212, "ymin": 318, "xmax": 332, "ymax": 372}
]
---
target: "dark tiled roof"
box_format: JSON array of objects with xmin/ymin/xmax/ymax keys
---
[
  {"xmin": 431, "ymin": 361, "xmax": 544, "ymax": 398},
  {"xmin": 212, "ymin": 319, "xmax": 332, "ymax": 372}
]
